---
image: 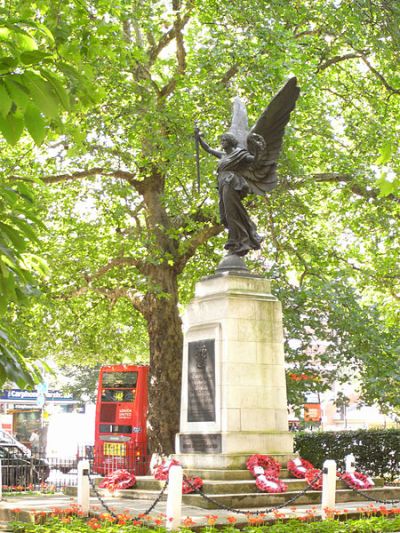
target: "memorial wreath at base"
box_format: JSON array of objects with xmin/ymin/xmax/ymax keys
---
[
  {"xmin": 151, "ymin": 456, "xmax": 203, "ymax": 494},
  {"xmin": 340, "ymin": 471, "xmax": 374, "ymax": 490},
  {"xmin": 98, "ymin": 469, "xmax": 136, "ymax": 491},
  {"xmin": 246, "ymin": 454, "xmax": 287, "ymax": 493},
  {"xmin": 304, "ymin": 467, "xmax": 323, "ymax": 490},
  {"xmin": 287, "ymin": 457, "xmax": 315, "ymax": 479}
]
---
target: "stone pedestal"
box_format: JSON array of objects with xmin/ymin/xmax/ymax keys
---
[{"xmin": 175, "ymin": 272, "xmax": 293, "ymax": 469}]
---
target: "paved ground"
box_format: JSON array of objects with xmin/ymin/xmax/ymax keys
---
[{"xmin": 1, "ymin": 492, "xmax": 400, "ymax": 528}]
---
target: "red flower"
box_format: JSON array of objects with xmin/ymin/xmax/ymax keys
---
[
  {"xmin": 182, "ymin": 476, "xmax": 203, "ymax": 494},
  {"xmin": 305, "ymin": 468, "xmax": 323, "ymax": 490},
  {"xmin": 205, "ymin": 514, "xmax": 218, "ymax": 525},
  {"xmin": 153, "ymin": 458, "xmax": 181, "ymax": 480},
  {"xmin": 287, "ymin": 458, "xmax": 314, "ymax": 479},
  {"xmin": 255, "ymin": 474, "xmax": 287, "ymax": 493},
  {"xmin": 246, "ymin": 454, "xmax": 281, "ymax": 478},
  {"xmin": 340, "ymin": 471, "xmax": 374, "ymax": 490},
  {"xmin": 98, "ymin": 469, "xmax": 136, "ymax": 491},
  {"xmin": 182, "ymin": 516, "xmax": 196, "ymax": 527}
]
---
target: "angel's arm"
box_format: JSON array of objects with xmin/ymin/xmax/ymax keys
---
[{"xmin": 195, "ymin": 128, "xmax": 223, "ymax": 159}]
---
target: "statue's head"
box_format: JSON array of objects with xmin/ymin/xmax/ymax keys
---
[{"xmin": 221, "ymin": 132, "xmax": 239, "ymax": 148}]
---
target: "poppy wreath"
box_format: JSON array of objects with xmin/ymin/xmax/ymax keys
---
[
  {"xmin": 304, "ymin": 468, "xmax": 323, "ymax": 490},
  {"xmin": 153, "ymin": 458, "xmax": 181, "ymax": 480},
  {"xmin": 246, "ymin": 454, "xmax": 281, "ymax": 478},
  {"xmin": 287, "ymin": 457, "xmax": 315, "ymax": 479},
  {"xmin": 255, "ymin": 474, "xmax": 287, "ymax": 493},
  {"xmin": 182, "ymin": 476, "xmax": 204, "ymax": 494},
  {"xmin": 340, "ymin": 471, "xmax": 374, "ymax": 490},
  {"xmin": 98, "ymin": 469, "xmax": 136, "ymax": 491}
]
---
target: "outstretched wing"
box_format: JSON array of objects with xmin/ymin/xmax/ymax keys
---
[
  {"xmin": 244, "ymin": 77, "xmax": 300, "ymax": 194},
  {"xmin": 229, "ymin": 96, "xmax": 249, "ymax": 149}
]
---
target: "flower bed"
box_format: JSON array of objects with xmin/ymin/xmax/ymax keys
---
[{"xmin": 9, "ymin": 509, "xmax": 400, "ymax": 532}]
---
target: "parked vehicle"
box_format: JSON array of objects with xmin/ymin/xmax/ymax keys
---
[
  {"xmin": 93, "ymin": 364, "xmax": 149, "ymax": 475},
  {"xmin": 0, "ymin": 429, "xmax": 31, "ymax": 456},
  {"xmin": 0, "ymin": 443, "xmax": 49, "ymax": 486}
]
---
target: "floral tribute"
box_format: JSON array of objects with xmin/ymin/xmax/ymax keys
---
[
  {"xmin": 246, "ymin": 454, "xmax": 281, "ymax": 478},
  {"xmin": 287, "ymin": 457, "xmax": 315, "ymax": 479},
  {"xmin": 151, "ymin": 456, "xmax": 203, "ymax": 494},
  {"xmin": 98, "ymin": 469, "xmax": 136, "ymax": 491},
  {"xmin": 152, "ymin": 458, "xmax": 181, "ymax": 480},
  {"xmin": 304, "ymin": 467, "xmax": 323, "ymax": 490},
  {"xmin": 340, "ymin": 471, "xmax": 375, "ymax": 490},
  {"xmin": 182, "ymin": 475, "xmax": 204, "ymax": 494},
  {"xmin": 246, "ymin": 454, "xmax": 287, "ymax": 493}
]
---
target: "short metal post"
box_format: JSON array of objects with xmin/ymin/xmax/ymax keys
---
[
  {"xmin": 77, "ymin": 459, "xmax": 90, "ymax": 516},
  {"xmin": 0, "ymin": 459, "xmax": 2, "ymax": 501},
  {"xmin": 345, "ymin": 453, "xmax": 355, "ymax": 473},
  {"xmin": 321, "ymin": 459, "xmax": 336, "ymax": 519},
  {"xmin": 166, "ymin": 464, "xmax": 183, "ymax": 530}
]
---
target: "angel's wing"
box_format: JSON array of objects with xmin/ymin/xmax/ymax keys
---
[
  {"xmin": 229, "ymin": 96, "xmax": 249, "ymax": 149},
  {"xmin": 243, "ymin": 77, "xmax": 300, "ymax": 194}
]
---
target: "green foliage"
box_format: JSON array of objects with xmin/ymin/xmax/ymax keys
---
[
  {"xmin": 9, "ymin": 514, "xmax": 400, "ymax": 532},
  {"xmin": 294, "ymin": 429, "xmax": 400, "ymax": 480},
  {"xmin": 0, "ymin": 9, "xmax": 97, "ymax": 145},
  {"xmin": 1, "ymin": 0, "xmax": 400, "ymax": 436},
  {"xmin": 0, "ymin": 178, "xmax": 46, "ymax": 387}
]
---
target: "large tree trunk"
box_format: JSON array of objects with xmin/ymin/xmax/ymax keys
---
[{"xmin": 144, "ymin": 270, "xmax": 183, "ymax": 454}]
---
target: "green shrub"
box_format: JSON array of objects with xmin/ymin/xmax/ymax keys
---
[{"xmin": 294, "ymin": 429, "xmax": 400, "ymax": 480}]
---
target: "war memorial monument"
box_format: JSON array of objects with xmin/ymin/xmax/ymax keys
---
[{"xmin": 175, "ymin": 78, "xmax": 300, "ymax": 470}]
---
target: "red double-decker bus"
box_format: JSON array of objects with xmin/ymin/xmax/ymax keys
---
[{"xmin": 93, "ymin": 364, "xmax": 149, "ymax": 475}]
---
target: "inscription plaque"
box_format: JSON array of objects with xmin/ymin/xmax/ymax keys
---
[
  {"xmin": 180, "ymin": 433, "xmax": 222, "ymax": 453},
  {"xmin": 187, "ymin": 339, "xmax": 215, "ymax": 422}
]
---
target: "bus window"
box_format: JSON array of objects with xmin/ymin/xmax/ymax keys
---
[
  {"xmin": 102, "ymin": 371, "xmax": 138, "ymax": 388},
  {"xmin": 99, "ymin": 424, "xmax": 133, "ymax": 433},
  {"xmin": 101, "ymin": 389, "xmax": 136, "ymax": 402}
]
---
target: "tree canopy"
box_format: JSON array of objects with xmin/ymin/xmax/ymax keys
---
[{"xmin": 2, "ymin": 0, "xmax": 400, "ymax": 450}]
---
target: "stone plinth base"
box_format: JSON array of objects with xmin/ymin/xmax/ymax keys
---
[
  {"xmin": 175, "ymin": 450, "xmax": 295, "ymax": 470},
  {"xmin": 176, "ymin": 272, "xmax": 293, "ymax": 461}
]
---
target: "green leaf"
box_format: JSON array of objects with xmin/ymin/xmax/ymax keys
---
[
  {"xmin": 20, "ymin": 50, "xmax": 52, "ymax": 65},
  {"xmin": 0, "ymin": 27, "xmax": 11, "ymax": 40},
  {"xmin": 0, "ymin": 221, "xmax": 26, "ymax": 251},
  {"xmin": 375, "ymin": 141, "xmax": 394, "ymax": 165},
  {"xmin": 0, "ymin": 81, "xmax": 12, "ymax": 116},
  {"xmin": 24, "ymin": 103, "xmax": 46, "ymax": 145},
  {"xmin": 21, "ymin": 71, "xmax": 59, "ymax": 118},
  {"xmin": 40, "ymin": 69, "xmax": 70, "ymax": 110},
  {"xmin": 0, "ymin": 110, "xmax": 24, "ymax": 144},
  {"xmin": 15, "ymin": 31, "xmax": 37, "ymax": 52},
  {"xmin": 4, "ymin": 76, "xmax": 30, "ymax": 110},
  {"xmin": 0, "ymin": 56, "xmax": 18, "ymax": 73}
]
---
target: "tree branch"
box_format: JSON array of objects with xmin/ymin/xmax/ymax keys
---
[
  {"xmin": 220, "ymin": 65, "xmax": 239, "ymax": 86},
  {"xmin": 175, "ymin": 222, "xmax": 223, "ymax": 273},
  {"xmin": 147, "ymin": 7, "xmax": 192, "ymax": 67},
  {"xmin": 173, "ymin": 0, "xmax": 186, "ymax": 75},
  {"xmin": 65, "ymin": 286, "xmax": 145, "ymax": 313},
  {"xmin": 317, "ymin": 52, "xmax": 363, "ymax": 72},
  {"xmin": 84, "ymin": 257, "xmax": 147, "ymax": 281},
  {"xmin": 10, "ymin": 167, "xmax": 144, "ymax": 192},
  {"xmin": 360, "ymin": 54, "xmax": 400, "ymax": 94}
]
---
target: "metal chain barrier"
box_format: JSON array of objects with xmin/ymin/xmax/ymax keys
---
[
  {"xmin": 183, "ymin": 472, "xmax": 323, "ymax": 515},
  {"xmin": 87, "ymin": 472, "xmax": 119, "ymax": 519},
  {"xmin": 87, "ymin": 472, "xmax": 168, "ymax": 520},
  {"xmin": 340, "ymin": 478, "xmax": 400, "ymax": 506}
]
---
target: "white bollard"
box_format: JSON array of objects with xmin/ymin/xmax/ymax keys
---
[
  {"xmin": 77, "ymin": 459, "xmax": 90, "ymax": 516},
  {"xmin": 321, "ymin": 459, "xmax": 336, "ymax": 519},
  {"xmin": 345, "ymin": 453, "xmax": 356, "ymax": 473},
  {"xmin": 0, "ymin": 459, "xmax": 2, "ymax": 501},
  {"xmin": 166, "ymin": 465, "xmax": 183, "ymax": 530}
]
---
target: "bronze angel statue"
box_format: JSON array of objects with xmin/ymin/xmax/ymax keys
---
[{"xmin": 195, "ymin": 77, "xmax": 300, "ymax": 258}]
